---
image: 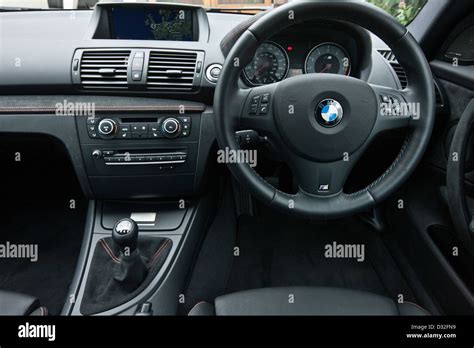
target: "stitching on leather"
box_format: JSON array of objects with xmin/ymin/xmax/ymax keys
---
[
  {"xmin": 146, "ymin": 239, "xmax": 171, "ymax": 268},
  {"xmin": 346, "ymin": 134, "xmax": 411, "ymax": 197},
  {"xmin": 99, "ymin": 239, "xmax": 121, "ymax": 264}
]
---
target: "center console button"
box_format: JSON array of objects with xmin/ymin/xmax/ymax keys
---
[
  {"xmin": 132, "ymin": 124, "xmax": 148, "ymax": 132},
  {"xmin": 119, "ymin": 124, "xmax": 131, "ymax": 132}
]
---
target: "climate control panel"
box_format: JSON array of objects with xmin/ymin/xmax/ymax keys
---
[{"xmin": 87, "ymin": 116, "xmax": 191, "ymax": 140}]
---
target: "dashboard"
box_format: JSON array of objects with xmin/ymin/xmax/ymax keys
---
[{"xmin": 0, "ymin": 2, "xmax": 400, "ymax": 200}]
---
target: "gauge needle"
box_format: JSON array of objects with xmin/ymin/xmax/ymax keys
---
[
  {"xmin": 255, "ymin": 61, "xmax": 270, "ymax": 77},
  {"xmin": 319, "ymin": 63, "xmax": 333, "ymax": 73}
]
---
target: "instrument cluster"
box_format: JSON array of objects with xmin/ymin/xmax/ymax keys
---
[{"xmin": 242, "ymin": 24, "xmax": 360, "ymax": 86}]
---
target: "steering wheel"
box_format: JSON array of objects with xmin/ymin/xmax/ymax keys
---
[
  {"xmin": 214, "ymin": 1, "xmax": 435, "ymax": 219},
  {"xmin": 447, "ymin": 100, "xmax": 474, "ymax": 249}
]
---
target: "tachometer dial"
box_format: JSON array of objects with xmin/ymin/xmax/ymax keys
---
[
  {"xmin": 305, "ymin": 43, "xmax": 351, "ymax": 75},
  {"xmin": 243, "ymin": 42, "xmax": 289, "ymax": 85}
]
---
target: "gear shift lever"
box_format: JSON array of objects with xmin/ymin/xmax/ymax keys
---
[
  {"xmin": 81, "ymin": 217, "xmax": 172, "ymax": 315},
  {"xmin": 112, "ymin": 218, "xmax": 139, "ymax": 255},
  {"xmin": 111, "ymin": 218, "xmax": 147, "ymax": 288}
]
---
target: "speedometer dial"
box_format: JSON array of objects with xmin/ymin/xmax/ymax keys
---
[
  {"xmin": 305, "ymin": 43, "xmax": 351, "ymax": 76},
  {"xmin": 243, "ymin": 42, "xmax": 289, "ymax": 86}
]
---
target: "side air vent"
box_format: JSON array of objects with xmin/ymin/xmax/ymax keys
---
[
  {"xmin": 80, "ymin": 50, "xmax": 131, "ymax": 90},
  {"xmin": 379, "ymin": 49, "xmax": 446, "ymax": 108},
  {"xmin": 378, "ymin": 49, "xmax": 407, "ymax": 89},
  {"xmin": 147, "ymin": 50, "xmax": 198, "ymax": 92},
  {"xmin": 390, "ymin": 63, "xmax": 408, "ymax": 89},
  {"xmin": 378, "ymin": 50, "xmax": 396, "ymax": 62}
]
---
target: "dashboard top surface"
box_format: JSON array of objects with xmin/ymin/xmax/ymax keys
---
[{"xmin": 0, "ymin": 7, "xmax": 396, "ymax": 98}]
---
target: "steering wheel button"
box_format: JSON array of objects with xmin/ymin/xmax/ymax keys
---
[
  {"xmin": 258, "ymin": 105, "xmax": 268, "ymax": 114},
  {"xmin": 251, "ymin": 95, "xmax": 261, "ymax": 104},
  {"xmin": 261, "ymin": 93, "xmax": 270, "ymax": 103},
  {"xmin": 249, "ymin": 105, "xmax": 258, "ymax": 114}
]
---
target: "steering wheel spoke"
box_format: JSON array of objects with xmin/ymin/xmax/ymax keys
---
[
  {"xmin": 289, "ymin": 148, "xmax": 365, "ymax": 197},
  {"xmin": 370, "ymin": 84, "xmax": 416, "ymax": 135}
]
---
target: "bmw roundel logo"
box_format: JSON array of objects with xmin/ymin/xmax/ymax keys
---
[{"xmin": 316, "ymin": 98, "xmax": 344, "ymax": 127}]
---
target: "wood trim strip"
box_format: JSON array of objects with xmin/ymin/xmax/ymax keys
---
[{"xmin": 0, "ymin": 105, "xmax": 206, "ymax": 114}]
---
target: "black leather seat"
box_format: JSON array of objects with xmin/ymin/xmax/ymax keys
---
[
  {"xmin": 188, "ymin": 287, "xmax": 429, "ymax": 316},
  {"xmin": 0, "ymin": 290, "xmax": 48, "ymax": 316}
]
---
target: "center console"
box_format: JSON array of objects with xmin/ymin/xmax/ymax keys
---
[{"xmin": 65, "ymin": 1, "xmax": 217, "ymax": 316}]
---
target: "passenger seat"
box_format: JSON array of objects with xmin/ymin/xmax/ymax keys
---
[{"xmin": 0, "ymin": 290, "xmax": 48, "ymax": 316}]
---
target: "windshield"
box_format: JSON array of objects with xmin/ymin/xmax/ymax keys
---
[{"xmin": 0, "ymin": 0, "xmax": 427, "ymax": 25}]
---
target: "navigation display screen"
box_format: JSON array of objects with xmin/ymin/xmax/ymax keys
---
[{"xmin": 109, "ymin": 7, "xmax": 194, "ymax": 41}]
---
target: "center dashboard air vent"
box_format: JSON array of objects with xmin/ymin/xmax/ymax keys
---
[
  {"xmin": 72, "ymin": 48, "xmax": 204, "ymax": 93},
  {"xmin": 146, "ymin": 50, "xmax": 199, "ymax": 92},
  {"xmin": 79, "ymin": 50, "xmax": 131, "ymax": 90}
]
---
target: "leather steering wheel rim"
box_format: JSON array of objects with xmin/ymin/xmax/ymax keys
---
[
  {"xmin": 214, "ymin": 1, "xmax": 435, "ymax": 219},
  {"xmin": 447, "ymin": 99, "xmax": 474, "ymax": 248}
]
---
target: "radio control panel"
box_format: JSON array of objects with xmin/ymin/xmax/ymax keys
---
[
  {"xmin": 87, "ymin": 116, "xmax": 191, "ymax": 140},
  {"xmin": 78, "ymin": 112, "xmax": 201, "ymax": 199}
]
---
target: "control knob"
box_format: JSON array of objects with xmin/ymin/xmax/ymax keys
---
[
  {"xmin": 97, "ymin": 118, "xmax": 117, "ymax": 138},
  {"xmin": 161, "ymin": 118, "xmax": 181, "ymax": 138}
]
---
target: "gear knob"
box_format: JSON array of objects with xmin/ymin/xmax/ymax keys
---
[{"xmin": 112, "ymin": 218, "xmax": 139, "ymax": 254}]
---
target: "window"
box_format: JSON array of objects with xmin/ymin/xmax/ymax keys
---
[{"xmin": 367, "ymin": 0, "xmax": 428, "ymax": 25}]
